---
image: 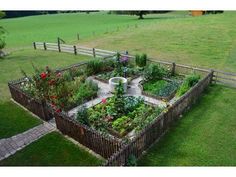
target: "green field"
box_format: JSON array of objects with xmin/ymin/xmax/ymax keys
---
[
  {"xmin": 0, "ymin": 11, "xmax": 236, "ymax": 166},
  {"xmin": 2, "ymin": 11, "xmax": 236, "ymax": 72},
  {"xmin": 0, "ymin": 132, "xmax": 104, "ymax": 166}
]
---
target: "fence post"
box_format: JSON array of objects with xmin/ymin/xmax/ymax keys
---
[
  {"xmin": 93, "ymin": 48, "xmax": 96, "ymax": 58},
  {"xmin": 77, "ymin": 33, "xmax": 80, "ymax": 40},
  {"xmin": 57, "ymin": 37, "xmax": 61, "ymax": 52},
  {"xmin": 73, "ymin": 45, "xmax": 77, "ymax": 55},
  {"xmin": 43, "ymin": 42, "xmax": 47, "ymax": 50},
  {"xmin": 33, "ymin": 42, "xmax": 36, "ymax": 50},
  {"xmin": 171, "ymin": 62, "xmax": 176, "ymax": 76}
]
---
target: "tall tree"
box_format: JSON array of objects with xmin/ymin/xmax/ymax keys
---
[{"xmin": 127, "ymin": 11, "xmax": 149, "ymax": 19}]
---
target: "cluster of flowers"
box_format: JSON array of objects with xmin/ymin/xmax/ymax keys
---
[{"xmin": 39, "ymin": 66, "xmax": 63, "ymax": 113}]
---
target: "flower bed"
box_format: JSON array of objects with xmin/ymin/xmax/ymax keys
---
[{"xmin": 12, "ymin": 64, "xmax": 99, "ymax": 120}]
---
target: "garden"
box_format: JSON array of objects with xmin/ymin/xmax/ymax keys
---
[{"xmin": 11, "ymin": 52, "xmax": 203, "ymax": 139}]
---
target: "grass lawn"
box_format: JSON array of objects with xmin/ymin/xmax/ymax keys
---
[
  {"xmin": 0, "ymin": 101, "xmax": 41, "ymax": 139},
  {"xmin": 138, "ymin": 84, "xmax": 236, "ymax": 166},
  {"xmin": 1, "ymin": 11, "xmax": 173, "ymax": 49},
  {"xmin": 80, "ymin": 11, "xmax": 236, "ymax": 72},
  {"xmin": 0, "ymin": 131, "xmax": 104, "ymax": 166}
]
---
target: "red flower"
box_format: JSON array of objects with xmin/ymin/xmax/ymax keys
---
[
  {"xmin": 40, "ymin": 72, "xmax": 47, "ymax": 79},
  {"xmin": 56, "ymin": 108, "xmax": 62, "ymax": 113},
  {"xmin": 101, "ymin": 98, "xmax": 107, "ymax": 104},
  {"xmin": 48, "ymin": 79, "xmax": 55, "ymax": 85},
  {"xmin": 50, "ymin": 103, "xmax": 56, "ymax": 109},
  {"xmin": 50, "ymin": 95, "xmax": 57, "ymax": 99}
]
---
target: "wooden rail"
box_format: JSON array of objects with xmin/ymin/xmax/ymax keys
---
[
  {"xmin": 33, "ymin": 42, "xmax": 116, "ymax": 58},
  {"xmin": 33, "ymin": 42, "xmax": 236, "ymax": 88}
]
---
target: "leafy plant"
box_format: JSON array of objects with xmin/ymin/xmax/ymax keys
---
[
  {"xmin": 86, "ymin": 59, "xmax": 103, "ymax": 76},
  {"xmin": 76, "ymin": 105, "xmax": 89, "ymax": 126},
  {"xmin": 113, "ymin": 81, "xmax": 125, "ymax": 117},
  {"xmin": 126, "ymin": 154, "xmax": 137, "ymax": 166},
  {"xmin": 176, "ymin": 73, "xmax": 200, "ymax": 96},
  {"xmin": 143, "ymin": 63, "xmax": 168, "ymax": 81},
  {"xmin": 135, "ymin": 53, "xmax": 147, "ymax": 67},
  {"xmin": 112, "ymin": 116, "xmax": 131, "ymax": 134}
]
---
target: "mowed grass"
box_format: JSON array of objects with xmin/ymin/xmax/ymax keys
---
[
  {"xmin": 0, "ymin": 131, "xmax": 104, "ymax": 166},
  {"xmin": 1, "ymin": 11, "xmax": 175, "ymax": 49},
  {"xmin": 138, "ymin": 85, "xmax": 236, "ymax": 166},
  {"xmin": 0, "ymin": 101, "xmax": 41, "ymax": 139},
  {"xmin": 80, "ymin": 11, "xmax": 236, "ymax": 72}
]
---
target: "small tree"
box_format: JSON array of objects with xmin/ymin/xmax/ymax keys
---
[
  {"xmin": 0, "ymin": 11, "xmax": 6, "ymax": 58},
  {"xmin": 113, "ymin": 81, "xmax": 125, "ymax": 117}
]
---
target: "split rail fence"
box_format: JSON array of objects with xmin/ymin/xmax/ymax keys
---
[{"xmin": 33, "ymin": 41, "xmax": 236, "ymax": 88}]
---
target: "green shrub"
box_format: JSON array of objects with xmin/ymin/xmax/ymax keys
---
[
  {"xmin": 76, "ymin": 105, "xmax": 89, "ymax": 126},
  {"xmin": 176, "ymin": 73, "xmax": 200, "ymax": 96},
  {"xmin": 86, "ymin": 59, "xmax": 103, "ymax": 76},
  {"xmin": 135, "ymin": 53, "xmax": 147, "ymax": 67},
  {"xmin": 126, "ymin": 154, "xmax": 137, "ymax": 166},
  {"xmin": 112, "ymin": 116, "xmax": 131, "ymax": 134},
  {"xmin": 74, "ymin": 80, "xmax": 98, "ymax": 104},
  {"xmin": 143, "ymin": 63, "xmax": 168, "ymax": 81}
]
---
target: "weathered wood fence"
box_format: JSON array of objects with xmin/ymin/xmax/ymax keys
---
[
  {"xmin": 33, "ymin": 42, "xmax": 236, "ymax": 88},
  {"xmin": 105, "ymin": 71, "xmax": 213, "ymax": 166},
  {"xmin": 33, "ymin": 42, "xmax": 116, "ymax": 58},
  {"xmin": 54, "ymin": 112, "xmax": 123, "ymax": 159}
]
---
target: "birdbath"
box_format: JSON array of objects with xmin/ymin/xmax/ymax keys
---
[{"xmin": 109, "ymin": 77, "xmax": 127, "ymax": 93}]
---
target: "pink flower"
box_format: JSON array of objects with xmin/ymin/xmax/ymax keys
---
[
  {"xmin": 56, "ymin": 108, "xmax": 62, "ymax": 113},
  {"xmin": 56, "ymin": 72, "xmax": 61, "ymax": 77},
  {"xmin": 101, "ymin": 98, "xmax": 107, "ymax": 104}
]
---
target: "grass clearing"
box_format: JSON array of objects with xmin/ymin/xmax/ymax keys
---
[
  {"xmin": 0, "ymin": 101, "xmax": 42, "ymax": 139},
  {"xmin": 0, "ymin": 131, "xmax": 104, "ymax": 166},
  {"xmin": 138, "ymin": 84, "xmax": 236, "ymax": 166}
]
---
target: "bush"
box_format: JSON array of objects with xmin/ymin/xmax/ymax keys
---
[
  {"xmin": 86, "ymin": 59, "xmax": 103, "ymax": 76},
  {"xmin": 76, "ymin": 105, "xmax": 89, "ymax": 126},
  {"xmin": 143, "ymin": 63, "xmax": 168, "ymax": 81},
  {"xmin": 126, "ymin": 154, "xmax": 137, "ymax": 166},
  {"xmin": 74, "ymin": 80, "xmax": 98, "ymax": 104},
  {"xmin": 135, "ymin": 53, "xmax": 147, "ymax": 67},
  {"xmin": 176, "ymin": 73, "xmax": 200, "ymax": 96}
]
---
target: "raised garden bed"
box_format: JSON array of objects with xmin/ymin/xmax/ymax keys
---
[
  {"xmin": 80, "ymin": 96, "xmax": 163, "ymax": 139},
  {"xmin": 139, "ymin": 77, "xmax": 182, "ymax": 101}
]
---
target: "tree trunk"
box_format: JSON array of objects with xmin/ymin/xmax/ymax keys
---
[
  {"xmin": 0, "ymin": 50, "xmax": 5, "ymax": 58},
  {"xmin": 138, "ymin": 13, "xmax": 144, "ymax": 19}
]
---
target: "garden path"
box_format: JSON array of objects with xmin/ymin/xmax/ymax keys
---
[
  {"xmin": 0, "ymin": 122, "xmax": 55, "ymax": 161},
  {"xmin": 68, "ymin": 76, "xmax": 166, "ymax": 118}
]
